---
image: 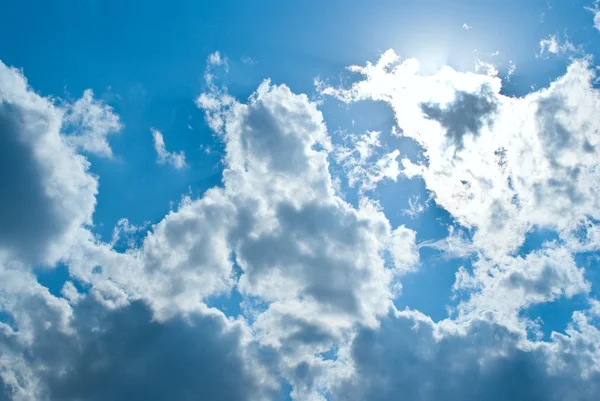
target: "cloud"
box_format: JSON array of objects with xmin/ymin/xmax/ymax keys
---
[
  {"xmin": 319, "ymin": 50, "xmax": 600, "ymax": 264},
  {"xmin": 62, "ymin": 89, "xmax": 122, "ymax": 158},
  {"xmin": 151, "ymin": 129, "xmax": 187, "ymax": 169},
  {"xmin": 5, "ymin": 46, "xmax": 600, "ymax": 401},
  {"xmin": 60, "ymin": 78, "xmax": 420, "ymax": 349},
  {"xmin": 208, "ymin": 50, "xmax": 228, "ymax": 69},
  {"xmin": 587, "ymin": 2, "xmax": 600, "ymax": 31},
  {"xmin": 0, "ymin": 61, "xmax": 99, "ymax": 266},
  {"xmin": 538, "ymin": 35, "xmax": 580, "ymax": 56},
  {"xmin": 388, "ymin": 226, "xmax": 419, "ymax": 276},
  {"xmin": 1, "ymin": 296, "xmax": 279, "ymax": 401},
  {"xmin": 0, "ymin": 266, "xmax": 74, "ymax": 399},
  {"xmin": 333, "ymin": 130, "xmax": 401, "ymax": 192},
  {"xmin": 313, "ymin": 51, "xmax": 600, "ymax": 398},
  {"xmin": 452, "ymin": 246, "xmax": 590, "ymax": 332},
  {"xmin": 327, "ymin": 310, "xmax": 600, "ymax": 401},
  {"xmin": 420, "ymin": 85, "xmax": 498, "ymax": 150},
  {"xmin": 204, "ymin": 51, "xmax": 230, "ymax": 89},
  {"xmin": 59, "ymin": 72, "xmax": 420, "ymax": 399}
]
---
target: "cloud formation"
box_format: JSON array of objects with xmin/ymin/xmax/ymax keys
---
[
  {"xmin": 1, "ymin": 296, "xmax": 279, "ymax": 401},
  {"xmin": 63, "ymin": 89, "xmax": 122, "ymax": 158},
  {"xmin": 538, "ymin": 35, "xmax": 580, "ymax": 56},
  {"xmin": 0, "ymin": 62, "xmax": 98, "ymax": 266},
  {"xmin": 151, "ymin": 129, "xmax": 187, "ymax": 169},
  {"xmin": 3, "ymin": 41, "xmax": 600, "ymax": 401},
  {"xmin": 328, "ymin": 310, "xmax": 600, "ymax": 401},
  {"xmin": 320, "ymin": 50, "xmax": 600, "ymax": 263}
]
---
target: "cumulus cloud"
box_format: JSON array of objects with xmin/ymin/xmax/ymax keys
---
[
  {"xmin": 151, "ymin": 129, "xmax": 187, "ymax": 169},
  {"xmin": 0, "ymin": 61, "xmax": 98, "ymax": 266},
  {"xmin": 452, "ymin": 246, "xmax": 590, "ymax": 332},
  {"xmin": 320, "ymin": 50, "xmax": 600, "ymax": 263},
  {"xmin": 54, "ymin": 69, "xmax": 423, "ymax": 400},
  {"xmin": 4, "ymin": 45, "xmax": 600, "ymax": 401},
  {"xmin": 313, "ymin": 50, "xmax": 600, "ymax": 399},
  {"xmin": 327, "ymin": 310, "xmax": 600, "ymax": 401},
  {"xmin": 1, "ymin": 296, "xmax": 279, "ymax": 401},
  {"xmin": 68, "ymin": 79, "xmax": 415, "ymax": 337}
]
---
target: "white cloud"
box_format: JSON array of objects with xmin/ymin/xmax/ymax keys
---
[
  {"xmin": 320, "ymin": 50, "xmax": 600, "ymax": 264},
  {"xmin": 204, "ymin": 51, "xmax": 230, "ymax": 89},
  {"xmin": 54, "ymin": 70, "xmax": 423, "ymax": 401},
  {"xmin": 0, "ymin": 61, "xmax": 99, "ymax": 267},
  {"xmin": 505, "ymin": 60, "xmax": 516, "ymax": 81},
  {"xmin": 462, "ymin": 23, "xmax": 471, "ymax": 30},
  {"xmin": 4, "ymin": 46, "xmax": 600, "ymax": 401},
  {"xmin": 64, "ymin": 76, "xmax": 420, "ymax": 344},
  {"xmin": 452, "ymin": 246, "xmax": 590, "ymax": 332},
  {"xmin": 208, "ymin": 50, "xmax": 228, "ymax": 69},
  {"xmin": 0, "ymin": 61, "xmax": 113, "ymax": 400},
  {"xmin": 63, "ymin": 89, "xmax": 122, "ymax": 158},
  {"xmin": 333, "ymin": 130, "xmax": 401, "ymax": 192},
  {"xmin": 151, "ymin": 129, "xmax": 187, "ymax": 169},
  {"xmin": 315, "ymin": 52, "xmax": 600, "ymax": 397},
  {"xmin": 402, "ymin": 195, "xmax": 428, "ymax": 218},
  {"xmin": 389, "ymin": 226, "xmax": 419, "ymax": 276},
  {"xmin": 586, "ymin": 2, "xmax": 600, "ymax": 31},
  {"xmin": 538, "ymin": 34, "xmax": 579, "ymax": 56}
]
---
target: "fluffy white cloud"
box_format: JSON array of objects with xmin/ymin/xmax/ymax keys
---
[
  {"xmin": 389, "ymin": 225, "xmax": 419, "ymax": 276},
  {"xmin": 320, "ymin": 50, "xmax": 600, "ymax": 263},
  {"xmin": 55, "ymin": 72, "xmax": 422, "ymax": 401},
  {"xmin": 452, "ymin": 245, "xmax": 590, "ymax": 333},
  {"xmin": 5, "ymin": 45, "xmax": 600, "ymax": 401},
  {"xmin": 68, "ymin": 80, "xmax": 417, "ymax": 332},
  {"xmin": 0, "ymin": 61, "xmax": 125, "ymax": 400},
  {"xmin": 333, "ymin": 130, "xmax": 401, "ymax": 192},
  {"xmin": 538, "ymin": 35, "xmax": 580, "ymax": 56},
  {"xmin": 588, "ymin": 2, "xmax": 600, "ymax": 31},
  {"xmin": 0, "ymin": 61, "xmax": 99, "ymax": 267},
  {"xmin": 63, "ymin": 89, "xmax": 122, "ymax": 158},
  {"xmin": 310, "ymin": 50, "xmax": 600, "ymax": 399},
  {"xmin": 151, "ymin": 129, "xmax": 187, "ymax": 169}
]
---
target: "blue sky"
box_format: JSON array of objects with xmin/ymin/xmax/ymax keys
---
[{"xmin": 2, "ymin": 1, "xmax": 600, "ymax": 400}]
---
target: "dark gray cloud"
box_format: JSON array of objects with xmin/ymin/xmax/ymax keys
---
[
  {"xmin": 236, "ymin": 200, "xmax": 370, "ymax": 314},
  {"xmin": 0, "ymin": 104, "xmax": 64, "ymax": 264},
  {"xmin": 330, "ymin": 313, "xmax": 600, "ymax": 401},
  {"xmin": 0, "ymin": 299, "xmax": 279, "ymax": 401},
  {"xmin": 0, "ymin": 61, "xmax": 98, "ymax": 266},
  {"xmin": 0, "ymin": 379, "xmax": 8, "ymax": 401},
  {"xmin": 421, "ymin": 86, "xmax": 497, "ymax": 149}
]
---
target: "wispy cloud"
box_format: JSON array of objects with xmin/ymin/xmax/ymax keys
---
[{"xmin": 151, "ymin": 129, "xmax": 187, "ymax": 169}]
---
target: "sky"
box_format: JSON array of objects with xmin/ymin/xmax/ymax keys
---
[{"xmin": 1, "ymin": 0, "xmax": 600, "ymax": 400}]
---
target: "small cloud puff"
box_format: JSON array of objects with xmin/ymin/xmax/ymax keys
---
[
  {"xmin": 151, "ymin": 128, "xmax": 187, "ymax": 169},
  {"xmin": 538, "ymin": 34, "xmax": 580, "ymax": 56},
  {"xmin": 63, "ymin": 89, "xmax": 122, "ymax": 158}
]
